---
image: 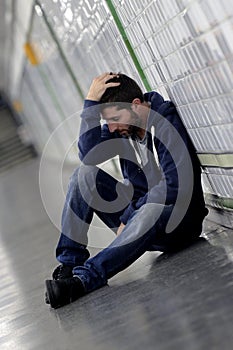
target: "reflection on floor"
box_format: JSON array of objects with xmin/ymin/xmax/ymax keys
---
[{"xmin": 0, "ymin": 158, "xmax": 233, "ymax": 350}]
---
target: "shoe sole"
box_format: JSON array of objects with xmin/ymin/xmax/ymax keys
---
[
  {"xmin": 45, "ymin": 280, "xmax": 60, "ymax": 309},
  {"xmin": 45, "ymin": 291, "xmax": 50, "ymax": 304}
]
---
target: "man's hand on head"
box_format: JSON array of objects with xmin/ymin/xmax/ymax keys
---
[{"xmin": 86, "ymin": 72, "xmax": 120, "ymax": 101}]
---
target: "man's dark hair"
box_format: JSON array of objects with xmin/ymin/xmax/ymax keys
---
[{"xmin": 100, "ymin": 73, "xmax": 144, "ymax": 105}]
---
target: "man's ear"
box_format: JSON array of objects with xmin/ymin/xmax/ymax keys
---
[{"xmin": 131, "ymin": 98, "xmax": 142, "ymax": 111}]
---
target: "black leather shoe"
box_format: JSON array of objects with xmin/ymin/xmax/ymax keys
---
[
  {"xmin": 45, "ymin": 277, "xmax": 86, "ymax": 309},
  {"xmin": 45, "ymin": 264, "xmax": 74, "ymax": 304}
]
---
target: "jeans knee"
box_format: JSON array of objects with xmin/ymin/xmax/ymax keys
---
[{"xmin": 69, "ymin": 165, "xmax": 97, "ymax": 192}]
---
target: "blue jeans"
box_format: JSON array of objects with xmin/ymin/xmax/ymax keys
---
[{"xmin": 56, "ymin": 166, "xmax": 202, "ymax": 293}]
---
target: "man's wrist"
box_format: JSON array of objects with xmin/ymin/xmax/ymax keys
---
[
  {"xmin": 83, "ymin": 99, "xmax": 100, "ymax": 108},
  {"xmin": 86, "ymin": 95, "xmax": 99, "ymax": 101}
]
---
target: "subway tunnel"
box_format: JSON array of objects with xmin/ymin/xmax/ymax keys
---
[{"xmin": 0, "ymin": 0, "xmax": 233, "ymax": 349}]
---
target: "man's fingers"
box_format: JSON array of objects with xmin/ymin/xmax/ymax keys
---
[
  {"xmin": 86, "ymin": 72, "xmax": 120, "ymax": 101},
  {"xmin": 104, "ymin": 75, "xmax": 119, "ymax": 83},
  {"xmin": 98, "ymin": 72, "xmax": 119, "ymax": 81},
  {"xmin": 105, "ymin": 82, "xmax": 121, "ymax": 87}
]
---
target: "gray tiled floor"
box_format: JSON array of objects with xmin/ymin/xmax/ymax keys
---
[{"xmin": 0, "ymin": 158, "xmax": 233, "ymax": 350}]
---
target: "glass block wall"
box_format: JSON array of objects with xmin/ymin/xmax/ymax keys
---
[{"xmin": 11, "ymin": 0, "xmax": 233, "ymax": 216}]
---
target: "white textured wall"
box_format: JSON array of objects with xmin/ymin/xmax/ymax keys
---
[{"xmin": 1, "ymin": 0, "xmax": 233, "ymax": 212}]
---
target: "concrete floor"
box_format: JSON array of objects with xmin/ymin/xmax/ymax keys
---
[{"xmin": 0, "ymin": 158, "xmax": 233, "ymax": 350}]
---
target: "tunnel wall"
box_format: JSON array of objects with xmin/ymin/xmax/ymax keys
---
[{"xmin": 2, "ymin": 0, "xmax": 233, "ymax": 223}]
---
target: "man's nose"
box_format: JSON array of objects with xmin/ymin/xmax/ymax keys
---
[{"xmin": 108, "ymin": 123, "xmax": 118, "ymax": 133}]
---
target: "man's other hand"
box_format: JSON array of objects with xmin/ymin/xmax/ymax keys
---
[{"xmin": 117, "ymin": 223, "xmax": 126, "ymax": 236}]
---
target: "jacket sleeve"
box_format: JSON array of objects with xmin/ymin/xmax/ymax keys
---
[
  {"xmin": 78, "ymin": 100, "xmax": 102, "ymax": 162},
  {"xmin": 78, "ymin": 100, "xmax": 118, "ymax": 164}
]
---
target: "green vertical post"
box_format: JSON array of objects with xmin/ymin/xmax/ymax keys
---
[{"xmin": 105, "ymin": 0, "xmax": 152, "ymax": 91}]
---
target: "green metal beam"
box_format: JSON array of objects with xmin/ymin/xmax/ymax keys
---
[
  {"xmin": 205, "ymin": 193, "xmax": 233, "ymax": 210},
  {"xmin": 198, "ymin": 153, "xmax": 233, "ymax": 169},
  {"xmin": 200, "ymin": 153, "xmax": 233, "ymax": 209},
  {"xmin": 105, "ymin": 0, "xmax": 152, "ymax": 91}
]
